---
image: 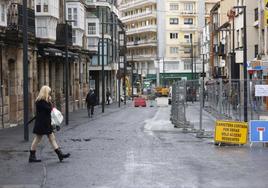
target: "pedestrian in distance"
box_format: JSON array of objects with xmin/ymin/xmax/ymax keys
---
[
  {"xmin": 106, "ymin": 88, "xmax": 111, "ymax": 105},
  {"xmin": 86, "ymin": 88, "xmax": 97, "ymax": 118},
  {"xmin": 29, "ymin": 85, "xmax": 70, "ymax": 163}
]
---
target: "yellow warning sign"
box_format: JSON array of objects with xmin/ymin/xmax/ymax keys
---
[
  {"xmin": 265, "ymin": 0, "xmax": 268, "ymax": 26},
  {"xmin": 215, "ymin": 120, "xmax": 248, "ymax": 144}
]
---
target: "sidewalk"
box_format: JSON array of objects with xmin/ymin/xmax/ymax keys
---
[
  {"xmin": 0, "ymin": 101, "xmax": 130, "ymax": 149},
  {"xmin": 0, "ymin": 101, "xmax": 131, "ymax": 188},
  {"xmin": 185, "ymin": 102, "xmax": 216, "ymax": 133}
]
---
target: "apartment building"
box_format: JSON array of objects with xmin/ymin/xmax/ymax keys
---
[
  {"xmin": 158, "ymin": 0, "xmax": 203, "ymax": 84},
  {"xmin": 119, "ymin": 0, "xmax": 158, "ymax": 88}
]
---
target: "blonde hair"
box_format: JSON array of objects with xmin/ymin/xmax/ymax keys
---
[{"xmin": 36, "ymin": 85, "xmax": 51, "ymax": 102}]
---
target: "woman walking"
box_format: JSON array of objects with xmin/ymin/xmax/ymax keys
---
[{"xmin": 29, "ymin": 85, "xmax": 70, "ymax": 163}]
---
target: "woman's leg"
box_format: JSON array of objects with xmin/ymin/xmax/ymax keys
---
[
  {"xmin": 47, "ymin": 133, "xmax": 59, "ymax": 150},
  {"xmin": 30, "ymin": 135, "xmax": 43, "ymax": 151},
  {"xmin": 48, "ymin": 133, "xmax": 70, "ymax": 162},
  {"xmin": 29, "ymin": 135, "xmax": 42, "ymax": 162}
]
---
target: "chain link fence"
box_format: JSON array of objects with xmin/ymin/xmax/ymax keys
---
[{"xmin": 170, "ymin": 79, "xmax": 268, "ymax": 137}]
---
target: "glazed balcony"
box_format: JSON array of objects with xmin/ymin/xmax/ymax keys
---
[{"xmin": 6, "ymin": 3, "xmax": 35, "ymax": 44}]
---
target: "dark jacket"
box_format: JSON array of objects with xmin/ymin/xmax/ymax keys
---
[
  {"xmin": 33, "ymin": 99, "xmax": 53, "ymax": 135},
  {"xmin": 86, "ymin": 91, "xmax": 97, "ymax": 106}
]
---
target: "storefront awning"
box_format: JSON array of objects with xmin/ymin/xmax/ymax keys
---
[
  {"xmin": 38, "ymin": 47, "xmax": 79, "ymax": 59},
  {"xmin": 40, "ymin": 47, "xmax": 64, "ymax": 57}
]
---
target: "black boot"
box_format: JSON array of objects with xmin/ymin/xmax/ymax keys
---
[
  {"xmin": 55, "ymin": 148, "xmax": 70, "ymax": 162},
  {"xmin": 29, "ymin": 150, "xmax": 42, "ymax": 163}
]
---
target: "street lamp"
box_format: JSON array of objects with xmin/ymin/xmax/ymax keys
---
[
  {"xmin": 64, "ymin": 20, "xmax": 74, "ymax": 125},
  {"xmin": 101, "ymin": 9, "xmax": 105, "ymax": 113},
  {"xmin": 233, "ymin": 6, "xmax": 248, "ymax": 122},
  {"xmin": 23, "ymin": 0, "xmax": 29, "ymax": 141}
]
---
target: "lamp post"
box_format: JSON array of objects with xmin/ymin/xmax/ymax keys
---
[
  {"xmin": 234, "ymin": 6, "xmax": 248, "ymax": 122},
  {"xmin": 100, "ymin": 18, "xmax": 126, "ymax": 109},
  {"xmin": 23, "ymin": 0, "xmax": 29, "ymax": 141},
  {"xmin": 101, "ymin": 8, "xmax": 105, "ymax": 113},
  {"xmin": 64, "ymin": 0, "xmax": 75, "ymax": 124},
  {"xmin": 118, "ymin": 25, "xmax": 126, "ymax": 106}
]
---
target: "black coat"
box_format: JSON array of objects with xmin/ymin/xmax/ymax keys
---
[
  {"xmin": 86, "ymin": 92, "xmax": 97, "ymax": 106},
  {"xmin": 33, "ymin": 99, "xmax": 53, "ymax": 135}
]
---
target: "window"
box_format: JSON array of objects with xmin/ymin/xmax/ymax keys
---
[
  {"xmin": 72, "ymin": 30, "xmax": 76, "ymax": 44},
  {"xmin": 170, "ymin": 3, "xmax": 178, "ymax": 10},
  {"xmin": 184, "ymin": 18, "xmax": 193, "ymax": 25},
  {"xmin": 43, "ymin": 0, "xmax": 48, "ymax": 12},
  {"xmin": 184, "ymin": 3, "xmax": 194, "ymax": 12},
  {"xmin": 1, "ymin": 4, "xmax": 5, "ymax": 22},
  {"xmin": 184, "ymin": 34, "xmax": 192, "ymax": 43},
  {"xmin": 170, "ymin": 47, "xmax": 178, "ymax": 54},
  {"xmin": 35, "ymin": 0, "xmax": 49, "ymax": 13},
  {"xmin": 68, "ymin": 8, "xmax": 72, "ymax": 20},
  {"xmin": 36, "ymin": 0, "xmax": 41, "ymax": 12},
  {"xmin": 184, "ymin": 60, "xmax": 191, "ymax": 70},
  {"xmin": 170, "ymin": 33, "xmax": 178, "ymax": 39},
  {"xmin": 67, "ymin": 7, "xmax": 78, "ymax": 27},
  {"xmin": 254, "ymin": 8, "xmax": 258, "ymax": 21},
  {"xmin": 254, "ymin": 44, "xmax": 258, "ymax": 58},
  {"xmin": 73, "ymin": 8, "xmax": 77, "ymax": 26},
  {"xmin": 170, "ymin": 18, "xmax": 178, "ymax": 25},
  {"xmin": 88, "ymin": 23, "xmax": 96, "ymax": 35}
]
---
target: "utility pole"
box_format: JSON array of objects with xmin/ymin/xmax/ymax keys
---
[
  {"xmin": 101, "ymin": 8, "xmax": 105, "ymax": 113},
  {"xmin": 234, "ymin": 6, "xmax": 247, "ymax": 122},
  {"xmin": 243, "ymin": 7, "xmax": 248, "ymax": 122},
  {"xmin": 234, "ymin": 6, "xmax": 248, "ymax": 122},
  {"xmin": 23, "ymin": 0, "xmax": 29, "ymax": 141},
  {"xmin": 64, "ymin": 8, "xmax": 69, "ymax": 125}
]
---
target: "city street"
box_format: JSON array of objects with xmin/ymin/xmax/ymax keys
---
[{"xmin": 1, "ymin": 101, "xmax": 268, "ymax": 188}]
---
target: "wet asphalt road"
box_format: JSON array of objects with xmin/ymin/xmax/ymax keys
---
[{"xmin": 1, "ymin": 104, "xmax": 268, "ymax": 188}]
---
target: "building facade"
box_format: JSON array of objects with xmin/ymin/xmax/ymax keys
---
[
  {"xmin": 158, "ymin": 0, "xmax": 202, "ymax": 85},
  {"xmin": 0, "ymin": 0, "xmax": 124, "ymax": 128},
  {"xmin": 86, "ymin": 0, "xmax": 123, "ymax": 103},
  {"xmin": 119, "ymin": 0, "xmax": 207, "ymax": 91},
  {"xmin": 209, "ymin": 0, "xmax": 260, "ymax": 80},
  {"xmin": 119, "ymin": 0, "xmax": 157, "ymax": 91},
  {"xmin": 200, "ymin": 0, "xmax": 221, "ymax": 78},
  {"xmin": 0, "ymin": 0, "xmax": 37, "ymax": 127}
]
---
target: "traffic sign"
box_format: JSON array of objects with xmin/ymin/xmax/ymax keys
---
[
  {"xmin": 215, "ymin": 120, "xmax": 248, "ymax": 144},
  {"xmin": 200, "ymin": 72, "xmax": 206, "ymax": 77},
  {"xmin": 250, "ymin": 120, "xmax": 268, "ymax": 142}
]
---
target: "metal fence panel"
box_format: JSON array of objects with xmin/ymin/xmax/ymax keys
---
[{"xmin": 170, "ymin": 79, "xmax": 268, "ymax": 137}]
